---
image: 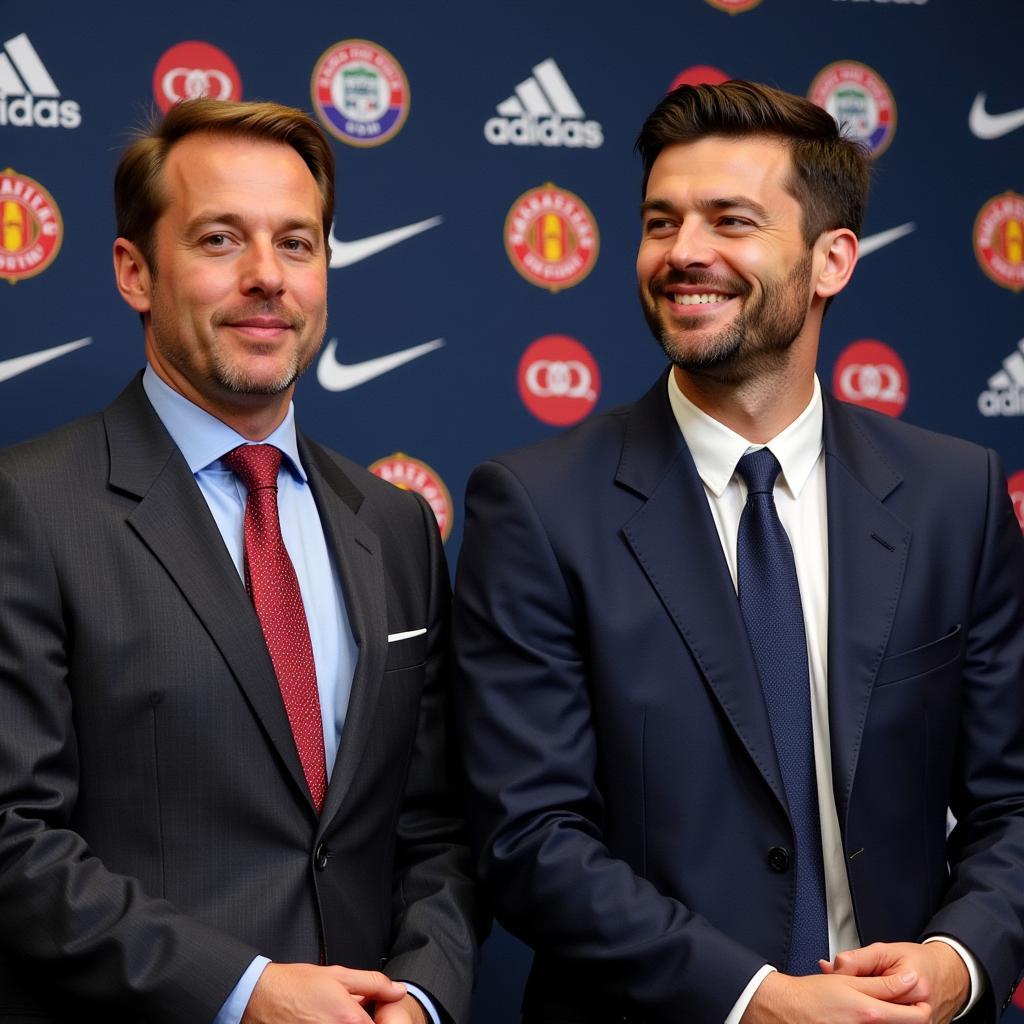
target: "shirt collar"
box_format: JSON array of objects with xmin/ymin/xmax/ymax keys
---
[
  {"xmin": 666, "ymin": 370, "xmax": 823, "ymax": 498},
  {"xmin": 142, "ymin": 364, "xmax": 307, "ymax": 481}
]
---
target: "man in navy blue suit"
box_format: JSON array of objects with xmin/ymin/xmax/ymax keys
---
[{"xmin": 454, "ymin": 81, "xmax": 1024, "ymax": 1024}]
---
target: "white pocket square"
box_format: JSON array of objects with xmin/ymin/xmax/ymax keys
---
[{"xmin": 387, "ymin": 628, "xmax": 427, "ymax": 643}]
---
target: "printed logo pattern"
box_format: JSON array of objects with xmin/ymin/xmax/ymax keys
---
[
  {"xmin": 974, "ymin": 192, "xmax": 1024, "ymax": 292},
  {"xmin": 0, "ymin": 33, "xmax": 80, "ymax": 128},
  {"xmin": 968, "ymin": 93, "xmax": 1024, "ymax": 139},
  {"xmin": 1, "ymin": 168, "xmax": 63, "ymax": 283},
  {"xmin": 978, "ymin": 338, "xmax": 1024, "ymax": 417},
  {"xmin": 152, "ymin": 41, "xmax": 242, "ymax": 113},
  {"xmin": 1007, "ymin": 471, "xmax": 1024, "ymax": 535},
  {"xmin": 832, "ymin": 339, "xmax": 908, "ymax": 417},
  {"xmin": 369, "ymin": 453, "xmax": 453, "ymax": 541},
  {"xmin": 518, "ymin": 335, "xmax": 600, "ymax": 426},
  {"xmin": 809, "ymin": 61, "xmax": 896, "ymax": 157}
]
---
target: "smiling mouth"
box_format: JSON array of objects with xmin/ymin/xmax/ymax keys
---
[{"xmin": 670, "ymin": 292, "xmax": 734, "ymax": 306}]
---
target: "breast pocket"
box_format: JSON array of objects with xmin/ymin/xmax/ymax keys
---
[
  {"xmin": 875, "ymin": 624, "xmax": 962, "ymax": 687},
  {"xmin": 384, "ymin": 629, "xmax": 427, "ymax": 672}
]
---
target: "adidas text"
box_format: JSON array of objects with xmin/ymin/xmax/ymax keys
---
[
  {"xmin": 978, "ymin": 388, "xmax": 1024, "ymax": 417},
  {"xmin": 484, "ymin": 115, "xmax": 603, "ymax": 148},
  {"xmin": 0, "ymin": 95, "xmax": 80, "ymax": 128}
]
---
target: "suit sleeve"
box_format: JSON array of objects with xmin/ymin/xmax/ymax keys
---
[
  {"xmin": 453, "ymin": 460, "xmax": 767, "ymax": 1023},
  {"xmin": 923, "ymin": 448, "xmax": 1024, "ymax": 1021},
  {"xmin": 0, "ymin": 465, "xmax": 257, "ymax": 1022},
  {"xmin": 381, "ymin": 490, "xmax": 487, "ymax": 1024}
]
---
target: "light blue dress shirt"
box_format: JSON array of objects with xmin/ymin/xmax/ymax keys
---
[{"xmin": 141, "ymin": 368, "xmax": 440, "ymax": 1024}]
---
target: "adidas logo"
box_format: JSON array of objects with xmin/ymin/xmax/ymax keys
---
[
  {"xmin": 0, "ymin": 33, "xmax": 81, "ymax": 129},
  {"xmin": 484, "ymin": 58, "xmax": 602, "ymax": 149},
  {"xmin": 978, "ymin": 338, "xmax": 1024, "ymax": 416}
]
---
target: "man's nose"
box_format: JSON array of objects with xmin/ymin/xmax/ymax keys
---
[
  {"xmin": 240, "ymin": 238, "xmax": 285, "ymax": 296},
  {"xmin": 666, "ymin": 219, "xmax": 715, "ymax": 270}
]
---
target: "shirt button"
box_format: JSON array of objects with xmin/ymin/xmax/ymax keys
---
[
  {"xmin": 314, "ymin": 842, "xmax": 330, "ymax": 871},
  {"xmin": 767, "ymin": 846, "xmax": 792, "ymax": 872}
]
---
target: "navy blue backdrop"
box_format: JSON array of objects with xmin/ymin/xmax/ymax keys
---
[{"xmin": 3, "ymin": 0, "xmax": 1023, "ymax": 1019}]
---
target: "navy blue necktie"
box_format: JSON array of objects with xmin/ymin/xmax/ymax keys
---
[{"xmin": 735, "ymin": 448, "xmax": 828, "ymax": 974}]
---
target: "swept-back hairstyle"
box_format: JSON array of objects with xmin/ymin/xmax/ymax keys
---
[
  {"xmin": 635, "ymin": 80, "xmax": 871, "ymax": 244},
  {"xmin": 114, "ymin": 98, "xmax": 335, "ymax": 270}
]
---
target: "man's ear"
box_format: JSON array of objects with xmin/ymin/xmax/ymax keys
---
[
  {"xmin": 113, "ymin": 237, "xmax": 153, "ymax": 314},
  {"xmin": 814, "ymin": 228, "xmax": 858, "ymax": 300}
]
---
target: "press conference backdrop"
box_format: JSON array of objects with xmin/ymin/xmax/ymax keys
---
[{"xmin": 3, "ymin": 0, "xmax": 1023, "ymax": 1018}]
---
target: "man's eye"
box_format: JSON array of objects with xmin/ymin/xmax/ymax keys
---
[
  {"xmin": 645, "ymin": 219, "xmax": 675, "ymax": 233},
  {"xmin": 203, "ymin": 234, "xmax": 229, "ymax": 248},
  {"xmin": 718, "ymin": 217, "xmax": 751, "ymax": 228},
  {"xmin": 281, "ymin": 238, "xmax": 308, "ymax": 252}
]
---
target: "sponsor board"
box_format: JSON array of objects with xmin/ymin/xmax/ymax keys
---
[
  {"xmin": 152, "ymin": 41, "xmax": 242, "ymax": 113},
  {"xmin": 809, "ymin": 61, "xmax": 896, "ymax": 157},
  {"xmin": 369, "ymin": 453, "xmax": 453, "ymax": 541},
  {"xmin": 0, "ymin": 32, "xmax": 80, "ymax": 128},
  {"xmin": 973, "ymin": 192, "xmax": 1024, "ymax": 292},
  {"xmin": 704, "ymin": 0, "xmax": 763, "ymax": 12},
  {"xmin": 504, "ymin": 183, "xmax": 599, "ymax": 292},
  {"xmin": 978, "ymin": 338, "xmax": 1024, "ymax": 417},
  {"xmin": 1, "ymin": 168, "xmax": 62, "ymax": 283},
  {"xmin": 669, "ymin": 66, "xmax": 731, "ymax": 90},
  {"xmin": 518, "ymin": 335, "xmax": 600, "ymax": 426},
  {"xmin": 832, "ymin": 339, "xmax": 908, "ymax": 417},
  {"xmin": 1008, "ymin": 470, "xmax": 1024, "ymax": 535},
  {"xmin": 312, "ymin": 39, "xmax": 409, "ymax": 147},
  {"xmin": 484, "ymin": 58, "xmax": 602, "ymax": 148}
]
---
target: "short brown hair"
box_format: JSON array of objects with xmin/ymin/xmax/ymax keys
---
[
  {"xmin": 635, "ymin": 80, "xmax": 871, "ymax": 244},
  {"xmin": 115, "ymin": 98, "xmax": 335, "ymax": 270}
]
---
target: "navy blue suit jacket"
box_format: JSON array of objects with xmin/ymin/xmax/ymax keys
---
[{"xmin": 454, "ymin": 372, "xmax": 1024, "ymax": 1024}]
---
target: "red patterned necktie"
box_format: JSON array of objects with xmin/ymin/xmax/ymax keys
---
[{"xmin": 223, "ymin": 443, "xmax": 327, "ymax": 813}]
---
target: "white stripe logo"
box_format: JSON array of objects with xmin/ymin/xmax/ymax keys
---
[
  {"xmin": 978, "ymin": 338, "xmax": 1024, "ymax": 417},
  {"xmin": 0, "ymin": 33, "xmax": 81, "ymax": 128},
  {"xmin": 485, "ymin": 58, "xmax": 603, "ymax": 149},
  {"xmin": 0, "ymin": 338, "xmax": 92, "ymax": 384},
  {"xmin": 969, "ymin": 93, "xmax": 1024, "ymax": 140},
  {"xmin": 858, "ymin": 222, "xmax": 916, "ymax": 257}
]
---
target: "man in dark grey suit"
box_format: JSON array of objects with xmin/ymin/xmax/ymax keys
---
[{"xmin": 0, "ymin": 99, "xmax": 481, "ymax": 1024}]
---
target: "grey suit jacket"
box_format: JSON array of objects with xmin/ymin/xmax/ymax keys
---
[{"xmin": 0, "ymin": 375, "xmax": 482, "ymax": 1023}]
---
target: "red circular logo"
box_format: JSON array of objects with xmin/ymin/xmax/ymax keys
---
[
  {"xmin": 974, "ymin": 191, "xmax": 1024, "ymax": 292},
  {"xmin": 153, "ymin": 41, "xmax": 242, "ymax": 113},
  {"xmin": 832, "ymin": 339, "xmax": 908, "ymax": 417},
  {"xmin": 669, "ymin": 66, "xmax": 731, "ymax": 90},
  {"xmin": 369, "ymin": 453, "xmax": 453, "ymax": 542},
  {"xmin": 704, "ymin": 0, "xmax": 762, "ymax": 12},
  {"xmin": 1, "ymin": 168, "xmax": 63, "ymax": 284},
  {"xmin": 518, "ymin": 335, "xmax": 600, "ymax": 426},
  {"xmin": 504, "ymin": 183, "xmax": 599, "ymax": 292},
  {"xmin": 1008, "ymin": 471, "xmax": 1024, "ymax": 536}
]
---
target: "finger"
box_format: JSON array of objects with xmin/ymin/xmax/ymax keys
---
[
  {"xmin": 818, "ymin": 958, "xmax": 834, "ymax": 974},
  {"xmin": 832, "ymin": 944, "xmax": 892, "ymax": 976},
  {"xmin": 850, "ymin": 971, "xmax": 919, "ymax": 1002},
  {"xmin": 331, "ymin": 967, "xmax": 407, "ymax": 1002}
]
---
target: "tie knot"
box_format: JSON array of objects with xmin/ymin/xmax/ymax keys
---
[
  {"xmin": 735, "ymin": 448, "xmax": 782, "ymax": 496},
  {"xmin": 223, "ymin": 444, "xmax": 283, "ymax": 492}
]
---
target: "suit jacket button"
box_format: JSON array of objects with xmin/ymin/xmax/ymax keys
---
[
  {"xmin": 768, "ymin": 846, "xmax": 792, "ymax": 872},
  {"xmin": 314, "ymin": 842, "xmax": 330, "ymax": 871}
]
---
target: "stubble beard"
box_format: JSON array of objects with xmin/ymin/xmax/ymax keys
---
[{"xmin": 641, "ymin": 251, "xmax": 813, "ymax": 386}]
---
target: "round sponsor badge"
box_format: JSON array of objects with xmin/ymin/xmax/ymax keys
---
[
  {"xmin": 312, "ymin": 39, "xmax": 409, "ymax": 147},
  {"xmin": 704, "ymin": 0, "xmax": 763, "ymax": 12},
  {"xmin": 504, "ymin": 183, "xmax": 599, "ymax": 292},
  {"xmin": 974, "ymin": 191, "xmax": 1024, "ymax": 292},
  {"xmin": 369, "ymin": 453, "xmax": 453, "ymax": 541},
  {"xmin": 152, "ymin": 41, "xmax": 242, "ymax": 113},
  {"xmin": 669, "ymin": 66, "xmax": 731, "ymax": 90},
  {"xmin": 518, "ymin": 335, "xmax": 601, "ymax": 427},
  {"xmin": 832, "ymin": 339, "xmax": 908, "ymax": 417},
  {"xmin": 809, "ymin": 61, "xmax": 896, "ymax": 157},
  {"xmin": 1, "ymin": 168, "xmax": 63, "ymax": 284},
  {"xmin": 1008, "ymin": 471, "xmax": 1024, "ymax": 536}
]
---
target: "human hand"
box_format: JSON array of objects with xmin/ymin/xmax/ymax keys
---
[
  {"xmin": 742, "ymin": 968, "xmax": 930, "ymax": 1023},
  {"xmin": 241, "ymin": 962, "xmax": 407, "ymax": 1024},
  {"xmin": 822, "ymin": 941, "xmax": 970, "ymax": 1024},
  {"xmin": 374, "ymin": 993, "xmax": 429, "ymax": 1024}
]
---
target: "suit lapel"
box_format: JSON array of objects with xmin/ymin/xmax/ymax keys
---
[
  {"xmin": 822, "ymin": 395, "xmax": 910, "ymax": 827},
  {"xmin": 299, "ymin": 438, "xmax": 387, "ymax": 829},
  {"xmin": 104, "ymin": 376, "xmax": 314, "ymax": 811},
  {"xmin": 618, "ymin": 375, "xmax": 788, "ymax": 812}
]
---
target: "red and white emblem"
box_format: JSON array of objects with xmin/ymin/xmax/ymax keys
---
[
  {"xmin": 152, "ymin": 41, "xmax": 242, "ymax": 113},
  {"xmin": 809, "ymin": 61, "xmax": 896, "ymax": 157},
  {"xmin": 369, "ymin": 453, "xmax": 453, "ymax": 541},
  {"xmin": 704, "ymin": 0, "xmax": 763, "ymax": 12},
  {"xmin": 504, "ymin": 183, "xmax": 599, "ymax": 292},
  {"xmin": 1008, "ymin": 471, "xmax": 1024, "ymax": 536},
  {"xmin": 518, "ymin": 335, "xmax": 601, "ymax": 427},
  {"xmin": 669, "ymin": 66, "xmax": 731, "ymax": 90},
  {"xmin": 974, "ymin": 191, "xmax": 1024, "ymax": 292},
  {"xmin": 832, "ymin": 339, "xmax": 908, "ymax": 418},
  {"xmin": 1, "ymin": 168, "xmax": 62, "ymax": 284}
]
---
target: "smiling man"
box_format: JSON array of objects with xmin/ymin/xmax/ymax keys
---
[
  {"xmin": 454, "ymin": 81, "xmax": 1024, "ymax": 1024},
  {"xmin": 0, "ymin": 100, "xmax": 481, "ymax": 1024}
]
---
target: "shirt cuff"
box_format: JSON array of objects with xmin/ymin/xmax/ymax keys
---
[
  {"xmin": 923, "ymin": 935, "xmax": 983, "ymax": 1019},
  {"xmin": 725, "ymin": 964, "xmax": 776, "ymax": 1024},
  {"xmin": 400, "ymin": 981, "xmax": 442, "ymax": 1024},
  {"xmin": 214, "ymin": 955, "xmax": 271, "ymax": 1024}
]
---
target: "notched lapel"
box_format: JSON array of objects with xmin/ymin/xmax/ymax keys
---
[
  {"xmin": 823, "ymin": 398, "xmax": 910, "ymax": 827},
  {"xmin": 618, "ymin": 379, "xmax": 788, "ymax": 812},
  {"xmin": 105, "ymin": 380, "xmax": 313, "ymax": 810},
  {"xmin": 301, "ymin": 441, "xmax": 387, "ymax": 828}
]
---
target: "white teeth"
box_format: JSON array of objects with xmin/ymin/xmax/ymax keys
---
[{"xmin": 673, "ymin": 293, "xmax": 730, "ymax": 306}]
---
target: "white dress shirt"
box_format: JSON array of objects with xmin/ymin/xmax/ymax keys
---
[{"xmin": 665, "ymin": 372, "xmax": 979, "ymax": 1023}]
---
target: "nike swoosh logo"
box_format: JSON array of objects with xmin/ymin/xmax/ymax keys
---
[
  {"xmin": 969, "ymin": 93, "xmax": 1024, "ymax": 140},
  {"xmin": 329, "ymin": 216, "xmax": 443, "ymax": 269},
  {"xmin": 0, "ymin": 337, "xmax": 92, "ymax": 384},
  {"xmin": 317, "ymin": 337, "xmax": 444, "ymax": 392},
  {"xmin": 858, "ymin": 222, "xmax": 915, "ymax": 257}
]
